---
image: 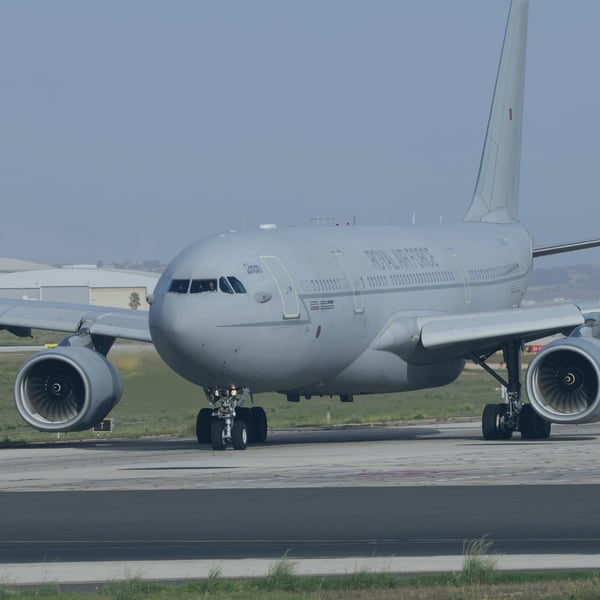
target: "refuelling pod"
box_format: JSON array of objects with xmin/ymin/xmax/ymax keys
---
[
  {"xmin": 526, "ymin": 336, "xmax": 600, "ymax": 424},
  {"xmin": 14, "ymin": 346, "xmax": 123, "ymax": 432}
]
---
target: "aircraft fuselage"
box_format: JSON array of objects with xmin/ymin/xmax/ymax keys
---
[{"xmin": 149, "ymin": 221, "xmax": 532, "ymax": 396}]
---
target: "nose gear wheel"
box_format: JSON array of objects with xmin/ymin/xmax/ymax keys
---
[{"xmin": 195, "ymin": 388, "xmax": 268, "ymax": 450}]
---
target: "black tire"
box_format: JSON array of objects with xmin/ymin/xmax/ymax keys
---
[
  {"xmin": 251, "ymin": 406, "xmax": 268, "ymax": 443},
  {"xmin": 496, "ymin": 404, "xmax": 513, "ymax": 440},
  {"xmin": 482, "ymin": 403, "xmax": 512, "ymax": 440},
  {"xmin": 211, "ymin": 420, "xmax": 227, "ymax": 450},
  {"xmin": 519, "ymin": 404, "xmax": 551, "ymax": 440},
  {"xmin": 236, "ymin": 407, "xmax": 256, "ymax": 442},
  {"xmin": 519, "ymin": 404, "xmax": 536, "ymax": 439},
  {"xmin": 236, "ymin": 407, "xmax": 250, "ymax": 422},
  {"xmin": 196, "ymin": 408, "xmax": 213, "ymax": 444},
  {"xmin": 482, "ymin": 403, "xmax": 500, "ymax": 440},
  {"xmin": 537, "ymin": 417, "xmax": 552, "ymax": 439},
  {"xmin": 236, "ymin": 407, "xmax": 251, "ymax": 437},
  {"xmin": 231, "ymin": 421, "xmax": 248, "ymax": 450}
]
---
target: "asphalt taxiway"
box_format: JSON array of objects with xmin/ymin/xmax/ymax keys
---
[
  {"xmin": 2, "ymin": 420, "xmax": 600, "ymax": 584},
  {"xmin": 1, "ymin": 420, "xmax": 599, "ymax": 491}
]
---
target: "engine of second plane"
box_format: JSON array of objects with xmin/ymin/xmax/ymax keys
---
[
  {"xmin": 526, "ymin": 335, "xmax": 600, "ymax": 424},
  {"xmin": 14, "ymin": 346, "xmax": 123, "ymax": 432}
]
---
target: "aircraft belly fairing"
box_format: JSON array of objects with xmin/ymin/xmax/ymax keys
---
[{"xmin": 306, "ymin": 349, "xmax": 465, "ymax": 396}]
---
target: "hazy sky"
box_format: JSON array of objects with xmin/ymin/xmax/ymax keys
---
[{"xmin": 0, "ymin": 1, "xmax": 598, "ymax": 267}]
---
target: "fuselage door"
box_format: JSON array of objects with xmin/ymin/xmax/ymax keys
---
[
  {"xmin": 332, "ymin": 250, "xmax": 364, "ymax": 314},
  {"xmin": 448, "ymin": 251, "xmax": 472, "ymax": 305},
  {"xmin": 260, "ymin": 256, "xmax": 301, "ymax": 319}
]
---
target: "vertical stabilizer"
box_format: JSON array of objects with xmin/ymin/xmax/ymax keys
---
[{"xmin": 464, "ymin": 0, "xmax": 528, "ymax": 224}]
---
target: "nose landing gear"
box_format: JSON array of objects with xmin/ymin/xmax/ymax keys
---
[{"xmin": 195, "ymin": 388, "xmax": 268, "ymax": 450}]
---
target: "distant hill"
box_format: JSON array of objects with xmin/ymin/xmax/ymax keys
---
[{"xmin": 525, "ymin": 264, "xmax": 600, "ymax": 303}]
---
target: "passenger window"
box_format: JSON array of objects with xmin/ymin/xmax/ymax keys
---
[
  {"xmin": 190, "ymin": 279, "xmax": 217, "ymax": 293},
  {"xmin": 220, "ymin": 277, "xmax": 234, "ymax": 294},
  {"xmin": 169, "ymin": 279, "xmax": 190, "ymax": 294},
  {"xmin": 228, "ymin": 277, "xmax": 247, "ymax": 294}
]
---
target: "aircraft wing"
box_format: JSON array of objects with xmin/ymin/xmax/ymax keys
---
[
  {"xmin": 374, "ymin": 303, "xmax": 590, "ymax": 358},
  {"xmin": 0, "ymin": 298, "xmax": 151, "ymax": 342},
  {"xmin": 533, "ymin": 238, "xmax": 600, "ymax": 257}
]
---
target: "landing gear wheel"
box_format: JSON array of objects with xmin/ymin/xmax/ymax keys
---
[
  {"xmin": 519, "ymin": 404, "xmax": 551, "ymax": 440},
  {"xmin": 211, "ymin": 420, "xmax": 227, "ymax": 450},
  {"xmin": 537, "ymin": 418, "xmax": 552, "ymax": 439},
  {"xmin": 236, "ymin": 406, "xmax": 251, "ymax": 433},
  {"xmin": 250, "ymin": 407, "xmax": 268, "ymax": 443},
  {"xmin": 235, "ymin": 407, "xmax": 255, "ymax": 442},
  {"xmin": 196, "ymin": 408, "xmax": 213, "ymax": 444},
  {"xmin": 482, "ymin": 403, "xmax": 512, "ymax": 440},
  {"xmin": 236, "ymin": 407, "xmax": 250, "ymax": 422},
  {"xmin": 231, "ymin": 421, "xmax": 248, "ymax": 450},
  {"xmin": 496, "ymin": 404, "xmax": 513, "ymax": 439}
]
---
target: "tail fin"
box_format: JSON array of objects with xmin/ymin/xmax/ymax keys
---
[{"xmin": 464, "ymin": 0, "xmax": 528, "ymax": 224}]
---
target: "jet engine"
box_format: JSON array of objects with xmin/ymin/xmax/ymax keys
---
[
  {"xmin": 526, "ymin": 335, "xmax": 600, "ymax": 424},
  {"xmin": 14, "ymin": 346, "xmax": 123, "ymax": 432}
]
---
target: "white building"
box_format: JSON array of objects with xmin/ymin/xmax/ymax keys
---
[{"xmin": 0, "ymin": 265, "xmax": 159, "ymax": 310}]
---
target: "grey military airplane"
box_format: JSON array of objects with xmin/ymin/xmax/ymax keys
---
[{"xmin": 2, "ymin": 0, "xmax": 600, "ymax": 450}]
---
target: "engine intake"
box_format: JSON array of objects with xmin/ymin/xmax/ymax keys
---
[
  {"xmin": 526, "ymin": 336, "xmax": 600, "ymax": 424},
  {"xmin": 14, "ymin": 346, "xmax": 123, "ymax": 432}
]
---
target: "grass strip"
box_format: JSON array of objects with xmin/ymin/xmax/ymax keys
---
[{"xmin": 2, "ymin": 569, "xmax": 600, "ymax": 599}]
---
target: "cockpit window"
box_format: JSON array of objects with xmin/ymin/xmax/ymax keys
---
[
  {"xmin": 219, "ymin": 277, "xmax": 234, "ymax": 294},
  {"xmin": 172, "ymin": 276, "xmax": 246, "ymax": 295},
  {"xmin": 190, "ymin": 279, "xmax": 217, "ymax": 293},
  {"xmin": 228, "ymin": 276, "xmax": 247, "ymax": 294},
  {"xmin": 169, "ymin": 279, "xmax": 190, "ymax": 294}
]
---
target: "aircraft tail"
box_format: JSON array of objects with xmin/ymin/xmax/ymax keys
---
[{"xmin": 464, "ymin": 0, "xmax": 528, "ymax": 224}]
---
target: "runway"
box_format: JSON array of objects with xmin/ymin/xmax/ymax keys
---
[
  {"xmin": 2, "ymin": 420, "xmax": 600, "ymax": 583},
  {"xmin": 2, "ymin": 485, "xmax": 600, "ymax": 563}
]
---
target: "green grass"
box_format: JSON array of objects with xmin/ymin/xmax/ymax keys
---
[
  {"xmin": 3, "ymin": 569, "xmax": 600, "ymax": 599},
  {"xmin": 0, "ymin": 330, "xmax": 513, "ymax": 443},
  {"xmin": 455, "ymin": 536, "xmax": 498, "ymax": 586}
]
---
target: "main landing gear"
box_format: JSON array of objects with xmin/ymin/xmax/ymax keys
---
[
  {"xmin": 195, "ymin": 388, "xmax": 268, "ymax": 451},
  {"xmin": 470, "ymin": 339, "xmax": 551, "ymax": 441}
]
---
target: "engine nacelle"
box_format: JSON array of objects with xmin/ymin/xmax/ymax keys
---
[
  {"xmin": 14, "ymin": 346, "xmax": 123, "ymax": 432},
  {"xmin": 526, "ymin": 336, "xmax": 600, "ymax": 424}
]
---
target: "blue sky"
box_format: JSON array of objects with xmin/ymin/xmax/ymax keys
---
[{"xmin": 0, "ymin": 1, "xmax": 598, "ymax": 266}]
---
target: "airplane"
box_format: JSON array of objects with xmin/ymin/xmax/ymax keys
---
[{"xmin": 2, "ymin": 0, "xmax": 600, "ymax": 451}]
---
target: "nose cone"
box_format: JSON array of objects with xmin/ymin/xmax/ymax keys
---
[
  {"xmin": 148, "ymin": 233, "xmax": 276, "ymax": 390},
  {"xmin": 149, "ymin": 292, "xmax": 213, "ymax": 386}
]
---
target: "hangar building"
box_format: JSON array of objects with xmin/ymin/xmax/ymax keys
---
[{"xmin": 0, "ymin": 264, "xmax": 159, "ymax": 310}]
